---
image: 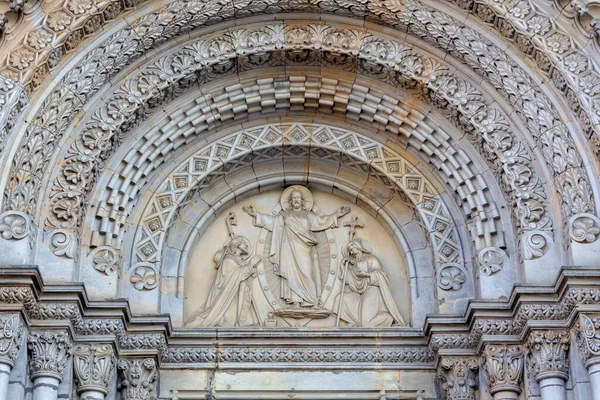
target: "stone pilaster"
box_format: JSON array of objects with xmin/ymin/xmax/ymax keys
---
[
  {"xmin": 117, "ymin": 358, "xmax": 158, "ymax": 400},
  {"xmin": 526, "ymin": 330, "xmax": 570, "ymax": 400},
  {"xmin": 73, "ymin": 343, "xmax": 115, "ymax": 400},
  {"xmin": 0, "ymin": 314, "xmax": 25, "ymax": 399},
  {"xmin": 437, "ymin": 357, "xmax": 479, "ymax": 400},
  {"xmin": 481, "ymin": 344, "xmax": 525, "ymax": 400},
  {"xmin": 27, "ymin": 329, "xmax": 72, "ymax": 400}
]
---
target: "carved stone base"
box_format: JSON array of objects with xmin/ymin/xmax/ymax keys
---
[{"xmin": 275, "ymin": 308, "xmax": 331, "ymax": 319}]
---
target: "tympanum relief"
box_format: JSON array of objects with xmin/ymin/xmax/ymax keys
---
[{"xmin": 185, "ymin": 187, "xmax": 410, "ymax": 328}]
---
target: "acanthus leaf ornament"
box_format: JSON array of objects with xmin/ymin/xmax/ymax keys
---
[
  {"xmin": 47, "ymin": 228, "xmax": 78, "ymax": 259},
  {"xmin": 481, "ymin": 344, "xmax": 525, "ymax": 395},
  {"xmin": 73, "ymin": 343, "xmax": 115, "ymax": 395},
  {"xmin": 438, "ymin": 357, "xmax": 479, "ymax": 400},
  {"xmin": 521, "ymin": 231, "xmax": 552, "ymax": 261},
  {"xmin": 27, "ymin": 329, "xmax": 73, "ymax": 381},
  {"xmin": 526, "ymin": 330, "xmax": 570, "ymax": 382},
  {"xmin": 117, "ymin": 358, "xmax": 158, "ymax": 400}
]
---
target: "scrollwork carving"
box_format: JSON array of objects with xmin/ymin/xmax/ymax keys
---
[
  {"xmin": 521, "ymin": 231, "xmax": 552, "ymax": 260},
  {"xmin": 47, "ymin": 228, "xmax": 78, "ymax": 259},
  {"xmin": 117, "ymin": 358, "xmax": 158, "ymax": 400},
  {"xmin": 526, "ymin": 330, "xmax": 570, "ymax": 381},
  {"xmin": 477, "ymin": 247, "xmax": 505, "ymax": 276},
  {"xmin": 481, "ymin": 344, "xmax": 525, "ymax": 395},
  {"xmin": 569, "ymin": 213, "xmax": 600, "ymax": 243},
  {"xmin": 90, "ymin": 246, "xmax": 120, "ymax": 275},
  {"xmin": 438, "ymin": 357, "xmax": 479, "ymax": 400},
  {"xmin": 27, "ymin": 329, "xmax": 72, "ymax": 381}
]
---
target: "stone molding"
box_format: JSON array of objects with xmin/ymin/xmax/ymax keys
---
[
  {"xmin": 0, "ymin": 313, "xmax": 25, "ymax": 368},
  {"xmin": 27, "ymin": 329, "xmax": 73, "ymax": 381},
  {"xmin": 73, "ymin": 343, "xmax": 115, "ymax": 395},
  {"xmin": 1, "ymin": 266, "xmax": 600, "ymax": 369},
  {"xmin": 437, "ymin": 357, "xmax": 479, "ymax": 400},
  {"xmin": 481, "ymin": 344, "xmax": 525, "ymax": 395},
  {"xmin": 525, "ymin": 330, "xmax": 570, "ymax": 382},
  {"xmin": 117, "ymin": 358, "xmax": 158, "ymax": 400}
]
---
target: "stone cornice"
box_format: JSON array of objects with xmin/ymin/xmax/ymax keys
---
[{"xmin": 2, "ymin": 266, "xmax": 600, "ymax": 368}]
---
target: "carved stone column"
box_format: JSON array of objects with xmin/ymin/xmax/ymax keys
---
[
  {"xmin": 526, "ymin": 330, "xmax": 570, "ymax": 400},
  {"xmin": 0, "ymin": 314, "xmax": 25, "ymax": 400},
  {"xmin": 73, "ymin": 344, "xmax": 115, "ymax": 400},
  {"xmin": 576, "ymin": 314, "xmax": 600, "ymax": 398},
  {"xmin": 481, "ymin": 344, "xmax": 525, "ymax": 400},
  {"xmin": 437, "ymin": 357, "xmax": 479, "ymax": 400},
  {"xmin": 27, "ymin": 330, "xmax": 72, "ymax": 400},
  {"xmin": 117, "ymin": 358, "xmax": 158, "ymax": 400}
]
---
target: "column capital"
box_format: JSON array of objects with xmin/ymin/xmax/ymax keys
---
[
  {"xmin": 437, "ymin": 356, "xmax": 479, "ymax": 400},
  {"xmin": 526, "ymin": 329, "xmax": 570, "ymax": 382},
  {"xmin": 481, "ymin": 344, "xmax": 525, "ymax": 396},
  {"xmin": 73, "ymin": 343, "xmax": 115, "ymax": 396},
  {"xmin": 27, "ymin": 329, "xmax": 72, "ymax": 381},
  {"xmin": 117, "ymin": 358, "xmax": 158, "ymax": 400},
  {"xmin": 0, "ymin": 313, "xmax": 25, "ymax": 369},
  {"xmin": 575, "ymin": 313, "xmax": 600, "ymax": 367}
]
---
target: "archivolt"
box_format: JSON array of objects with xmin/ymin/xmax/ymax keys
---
[
  {"xmin": 34, "ymin": 22, "xmax": 550, "ymax": 255},
  {"xmin": 1, "ymin": 0, "xmax": 598, "ymax": 154}
]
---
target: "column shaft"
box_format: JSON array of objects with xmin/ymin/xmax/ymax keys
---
[
  {"xmin": 538, "ymin": 377, "xmax": 566, "ymax": 400},
  {"xmin": 78, "ymin": 389, "xmax": 106, "ymax": 400},
  {"xmin": 31, "ymin": 376, "xmax": 60, "ymax": 400},
  {"xmin": 588, "ymin": 362, "xmax": 600, "ymax": 399},
  {"xmin": 492, "ymin": 390, "xmax": 518, "ymax": 400},
  {"xmin": 0, "ymin": 363, "xmax": 10, "ymax": 400}
]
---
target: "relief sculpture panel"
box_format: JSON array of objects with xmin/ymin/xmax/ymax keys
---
[{"xmin": 184, "ymin": 187, "xmax": 410, "ymax": 328}]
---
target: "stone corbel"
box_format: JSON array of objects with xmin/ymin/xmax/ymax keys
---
[
  {"xmin": 481, "ymin": 344, "xmax": 525, "ymax": 400},
  {"xmin": 117, "ymin": 358, "xmax": 158, "ymax": 400},
  {"xmin": 526, "ymin": 330, "xmax": 570, "ymax": 400},
  {"xmin": 437, "ymin": 357, "xmax": 479, "ymax": 400},
  {"xmin": 73, "ymin": 343, "xmax": 115, "ymax": 400}
]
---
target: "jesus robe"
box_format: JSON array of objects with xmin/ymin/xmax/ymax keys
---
[{"xmin": 254, "ymin": 209, "xmax": 338, "ymax": 307}]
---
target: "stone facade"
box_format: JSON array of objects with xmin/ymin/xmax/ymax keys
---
[{"xmin": 0, "ymin": 0, "xmax": 600, "ymax": 398}]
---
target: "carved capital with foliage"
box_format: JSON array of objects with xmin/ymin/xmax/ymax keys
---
[
  {"xmin": 27, "ymin": 329, "xmax": 72, "ymax": 381},
  {"xmin": 117, "ymin": 358, "xmax": 158, "ymax": 400},
  {"xmin": 526, "ymin": 330, "xmax": 570, "ymax": 382},
  {"xmin": 576, "ymin": 313, "xmax": 600, "ymax": 366},
  {"xmin": 438, "ymin": 357, "xmax": 479, "ymax": 400},
  {"xmin": 481, "ymin": 344, "xmax": 525, "ymax": 395},
  {"xmin": 0, "ymin": 313, "xmax": 25, "ymax": 368},
  {"xmin": 73, "ymin": 343, "xmax": 115, "ymax": 395}
]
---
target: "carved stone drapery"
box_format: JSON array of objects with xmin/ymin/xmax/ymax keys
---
[
  {"xmin": 481, "ymin": 345, "xmax": 525, "ymax": 396},
  {"xmin": 73, "ymin": 343, "xmax": 115, "ymax": 396},
  {"xmin": 27, "ymin": 329, "xmax": 72, "ymax": 381},
  {"xmin": 117, "ymin": 358, "xmax": 158, "ymax": 400},
  {"xmin": 438, "ymin": 357, "xmax": 479, "ymax": 400},
  {"xmin": 526, "ymin": 330, "xmax": 570, "ymax": 382},
  {"xmin": 0, "ymin": 313, "xmax": 25, "ymax": 368}
]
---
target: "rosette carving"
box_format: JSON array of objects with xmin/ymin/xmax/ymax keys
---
[
  {"xmin": 27, "ymin": 329, "xmax": 72, "ymax": 380},
  {"xmin": 438, "ymin": 357, "xmax": 479, "ymax": 400},
  {"xmin": 481, "ymin": 344, "xmax": 525, "ymax": 395},
  {"xmin": 0, "ymin": 314, "xmax": 25, "ymax": 367},
  {"xmin": 0, "ymin": 211, "xmax": 30, "ymax": 240},
  {"xmin": 73, "ymin": 343, "xmax": 115, "ymax": 395},
  {"xmin": 117, "ymin": 358, "xmax": 158, "ymax": 400},
  {"xmin": 526, "ymin": 330, "xmax": 570, "ymax": 381},
  {"xmin": 569, "ymin": 213, "xmax": 600, "ymax": 243}
]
